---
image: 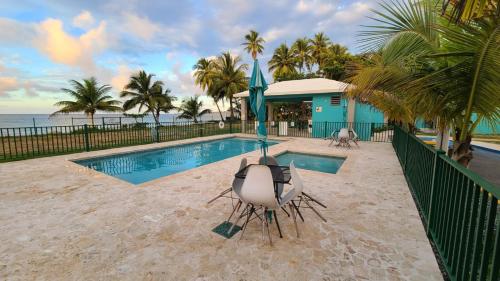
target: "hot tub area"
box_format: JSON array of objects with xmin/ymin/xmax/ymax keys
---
[{"xmin": 274, "ymin": 151, "xmax": 345, "ymax": 174}]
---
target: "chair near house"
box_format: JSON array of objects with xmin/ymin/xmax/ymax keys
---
[{"xmin": 329, "ymin": 128, "xmax": 359, "ymax": 148}]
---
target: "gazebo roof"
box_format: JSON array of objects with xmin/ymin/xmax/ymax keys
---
[{"xmin": 234, "ymin": 78, "xmax": 349, "ymax": 98}]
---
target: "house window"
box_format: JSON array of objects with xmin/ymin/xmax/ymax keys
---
[{"xmin": 330, "ymin": 94, "xmax": 341, "ymax": 105}]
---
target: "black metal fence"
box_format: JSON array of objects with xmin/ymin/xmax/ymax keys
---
[{"xmin": 0, "ymin": 121, "xmax": 393, "ymax": 162}]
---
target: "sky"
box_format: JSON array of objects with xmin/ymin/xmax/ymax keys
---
[{"xmin": 0, "ymin": 0, "xmax": 380, "ymax": 114}]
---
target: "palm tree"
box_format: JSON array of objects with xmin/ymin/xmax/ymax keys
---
[
  {"xmin": 177, "ymin": 96, "xmax": 211, "ymax": 123},
  {"xmin": 242, "ymin": 30, "xmax": 265, "ymax": 60},
  {"xmin": 351, "ymin": 0, "xmax": 500, "ymax": 166},
  {"xmin": 52, "ymin": 77, "xmax": 121, "ymax": 125},
  {"xmin": 291, "ymin": 38, "xmax": 313, "ymax": 73},
  {"xmin": 150, "ymin": 87, "xmax": 177, "ymax": 123},
  {"xmin": 309, "ymin": 32, "xmax": 331, "ymax": 71},
  {"xmin": 120, "ymin": 70, "xmax": 165, "ymax": 125},
  {"xmin": 268, "ymin": 43, "xmax": 298, "ymax": 80},
  {"xmin": 211, "ymin": 52, "xmax": 248, "ymax": 120},
  {"xmin": 193, "ymin": 58, "xmax": 224, "ymax": 121},
  {"xmin": 440, "ymin": 0, "xmax": 499, "ymax": 23}
]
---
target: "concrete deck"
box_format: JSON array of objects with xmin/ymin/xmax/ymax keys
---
[{"xmin": 0, "ymin": 135, "xmax": 442, "ymax": 280}]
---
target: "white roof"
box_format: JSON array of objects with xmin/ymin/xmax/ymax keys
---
[{"xmin": 234, "ymin": 78, "xmax": 349, "ymax": 98}]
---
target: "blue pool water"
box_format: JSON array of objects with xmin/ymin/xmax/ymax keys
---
[
  {"xmin": 74, "ymin": 138, "xmax": 279, "ymax": 184},
  {"xmin": 275, "ymin": 152, "xmax": 345, "ymax": 174}
]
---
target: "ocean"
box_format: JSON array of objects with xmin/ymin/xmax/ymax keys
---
[{"xmin": 0, "ymin": 113, "xmax": 228, "ymax": 128}]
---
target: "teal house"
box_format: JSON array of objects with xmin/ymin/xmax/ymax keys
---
[
  {"xmin": 235, "ymin": 78, "xmax": 498, "ymax": 138},
  {"xmin": 235, "ymin": 78, "xmax": 386, "ymax": 140}
]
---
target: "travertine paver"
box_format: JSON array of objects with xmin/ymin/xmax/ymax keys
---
[{"xmin": 0, "ymin": 135, "xmax": 442, "ymax": 281}]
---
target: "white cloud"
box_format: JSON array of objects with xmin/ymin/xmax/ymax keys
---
[
  {"xmin": 0, "ymin": 76, "xmax": 18, "ymax": 97},
  {"xmin": 295, "ymin": 0, "xmax": 336, "ymax": 16},
  {"xmin": 33, "ymin": 18, "xmax": 108, "ymax": 72},
  {"xmin": 121, "ymin": 12, "xmax": 160, "ymax": 41},
  {"xmin": 72, "ymin": 10, "xmax": 95, "ymax": 29},
  {"xmin": 331, "ymin": 2, "xmax": 371, "ymax": 24},
  {"xmin": 111, "ymin": 65, "xmax": 134, "ymax": 91},
  {"xmin": 262, "ymin": 27, "xmax": 292, "ymax": 43},
  {"xmin": 164, "ymin": 62, "xmax": 203, "ymax": 98},
  {"xmin": 0, "ymin": 17, "xmax": 36, "ymax": 46}
]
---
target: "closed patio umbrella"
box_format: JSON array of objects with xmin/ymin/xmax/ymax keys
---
[{"xmin": 248, "ymin": 59, "xmax": 269, "ymax": 163}]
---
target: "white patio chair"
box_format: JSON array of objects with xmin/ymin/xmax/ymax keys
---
[
  {"xmin": 207, "ymin": 158, "xmax": 247, "ymax": 205},
  {"xmin": 230, "ymin": 165, "xmax": 277, "ymax": 244},
  {"xmin": 334, "ymin": 128, "xmax": 351, "ymax": 148}
]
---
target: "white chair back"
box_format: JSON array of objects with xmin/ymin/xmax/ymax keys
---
[
  {"xmin": 339, "ymin": 128, "xmax": 349, "ymax": 139},
  {"xmin": 232, "ymin": 158, "xmax": 247, "ymax": 196},
  {"xmin": 239, "ymin": 165, "xmax": 278, "ymax": 209},
  {"xmin": 280, "ymin": 161, "xmax": 304, "ymax": 205}
]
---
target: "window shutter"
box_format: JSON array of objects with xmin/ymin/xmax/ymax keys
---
[{"xmin": 330, "ymin": 94, "xmax": 341, "ymax": 105}]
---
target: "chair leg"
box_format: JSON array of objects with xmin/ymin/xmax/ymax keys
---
[
  {"xmin": 303, "ymin": 198, "xmax": 327, "ymax": 222},
  {"xmin": 302, "ymin": 192, "xmax": 327, "ymax": 208},
  {"xmin": 273, "ymin": 210, "xmax": 283, "ymax": 238},
  {"xmin": 265, "ymin": 211, "xmax": 273, "ymax": 246},
  {"xmin": 281, "ymin": 206, "xmax": 290, "ymax": 217},
  {"xmin": 227, "ymin": 203, "xmax": 247, "ymax": 235},
  {"xmin": 289, "ymin": 203, "xmax": 300, "ymax": 238},
  {"xmin": 239, "ymin": 205, "xmax": 254, "ymax": 241},
  {"xmin": 261, "ymin": 208, "xmax": 266, "ymax": 241},
  {"xmin": 292, "ymin": 201, "xmax": 305, "ymax": 222},
  {"xmin": 226, "ymin": 200, "xmax": 241, "ymax": 223},
  {"xmin": 207, "ymin": 187, "xmax": 232, "ymax": 204}
]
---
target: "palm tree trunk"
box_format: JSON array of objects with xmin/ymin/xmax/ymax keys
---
[
  {"xmin": 88, "ymin": 113, "xmax": 95, "ymax": 126},
  {"xmin": 452, "ymin": 128, "xmax": 473, "ymax": 167},
  {"xmin": 155, "ymin": 109, "xmax": 161, "ymax": 126},
  {"xmin": 229, "ymin": 98, "xmax": 234, "ymax": 121},
  {"xmin": 152, "ymin": 112, "xmax": 159, "ymax": 126},
  {"xmin": 213, "ymin": 99, "xmax": 224, "ymax": 121}
]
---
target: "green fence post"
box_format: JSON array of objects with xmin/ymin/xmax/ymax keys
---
[
  {"xmin": 83, "ymin": 124, "xmax": 90, "ymax": 151},
  {"xmin": 323, "ymin": 121, "xmax": 327, "ymax": 138},
  {"xmin": 229, "ymin": 121, "xmax": 233, "ymax": 134},
  {"xmin": 426, "ymin": 150, "xmax": 445, "ymax": 236}
]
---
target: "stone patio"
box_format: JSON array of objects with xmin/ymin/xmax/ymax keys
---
[{"xmin": 0, "ymin": 135, "xmax": 442, "ymax": 280}]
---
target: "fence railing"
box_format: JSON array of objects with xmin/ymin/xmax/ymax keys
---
[
  {"xmin": 240, "ymin": 121, "xmax": 393, "ymax": 142},
  {"xmin": 393, "ymin": 125, "xmax": 499, "ymax": 281},
  {"xmin": 0, "ymin": 121, "xmax": 393, "ymax": 162},
  {"xmin": 0, "ymin": 121, "xmax": 238, "ymax": 162}
]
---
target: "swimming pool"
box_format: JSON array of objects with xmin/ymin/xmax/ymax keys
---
[
  {"xmin": 74, "ymin": 137, "xmax": 279, "ymax": 184},
  {"xmin": 275, "ymin": 152, "xmax": 345, "ymax": 174}
]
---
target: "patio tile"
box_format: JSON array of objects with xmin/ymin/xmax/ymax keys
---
[{"xmin": 0, "ymin": 135, "xmax": 442, "ymax": 280}]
